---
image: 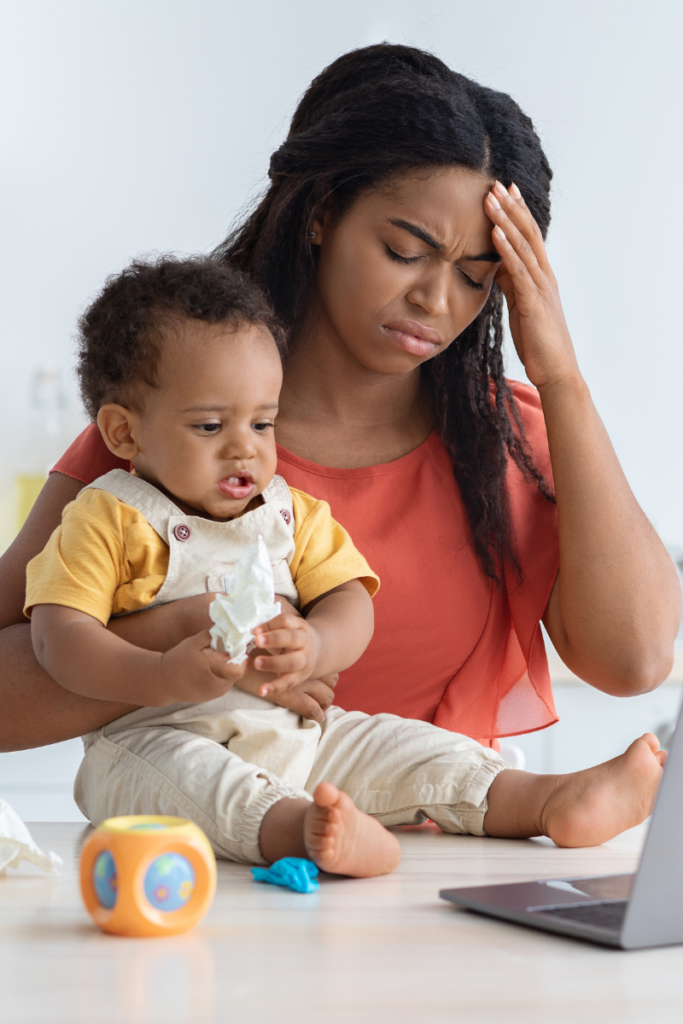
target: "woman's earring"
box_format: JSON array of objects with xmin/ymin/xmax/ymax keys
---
[{"xmin": 309, "ymin": 231, "xmax": 316, "ymax": 239}]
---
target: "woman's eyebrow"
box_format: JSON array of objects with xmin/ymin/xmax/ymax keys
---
[
  {"xmin": 388, "ymin": 218, "xmax": 443, "ymax": 250},
  {"xmin": 387, "ymin": 219, "xmax": 502, "ymax": 263},
  {"xmin": 463, "ymin": 251, "xmax": 502, "ymax": 264}
]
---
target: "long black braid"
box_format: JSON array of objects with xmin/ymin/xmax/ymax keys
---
[{"xmin": 215, "ymin": 43, "xmax": 556, "ymax": 582}]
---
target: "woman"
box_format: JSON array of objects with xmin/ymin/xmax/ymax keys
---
[{"xmin": 1, "ymin": 44, "xmax": 679, "ymax": 752}]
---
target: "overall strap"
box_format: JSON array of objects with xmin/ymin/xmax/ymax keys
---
[
  {"xmin": 83, "ymin": 469, "xmax": 180, "ymax": 541},
  {"xmin": 261, "ymin": 474, "xmax": 295, "ymax": 528}
]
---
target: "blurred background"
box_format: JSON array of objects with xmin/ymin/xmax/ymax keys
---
[{"xmin": 1, "ymin": 0, "xmax": 682, "ymax": 819}]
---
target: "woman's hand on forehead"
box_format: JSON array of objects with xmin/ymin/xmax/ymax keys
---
[{"xmin": 485, "ymin": 180, "xmax": 577, "ymax": 392}]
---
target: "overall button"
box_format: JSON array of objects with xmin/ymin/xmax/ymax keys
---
[
  {"xmin": 173, "ymin": 523, "xmax": 191, "ymax": 542},
  {"xmin": 280, "ymin": 508, "xmax": 292, "ymax": 525}
]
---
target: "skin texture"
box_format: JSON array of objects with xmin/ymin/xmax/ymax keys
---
[
  {"xmin": 30, "ymin": 321, "xmax": 373, "ymax": 708},
  {"xmin": 0, "ymin": 164, "xmax": 679, "ymax": 750}
]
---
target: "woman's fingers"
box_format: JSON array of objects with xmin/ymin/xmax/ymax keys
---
[
  {"xmin": 270, "ymin": 687, "xmax": 325, "ymax": 722},
  {"xmin": 492, "ymin": 180, "xmax": 549, "ymax": 270},
  {"xmin": 485, "ymin": 185, "xmax": 547, "ymax": 288},
  {"xmin": 258, "ymin": 675, "xmax": 300, "ymax": 696},
  {"xmin": 487, "ymin": 200, "xmax": 542, "ymax": 286}
]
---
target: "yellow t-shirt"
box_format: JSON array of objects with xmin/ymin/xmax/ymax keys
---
[{"xmin": 25, "ymin": 486, "xmax": 379, "ymax": 625}]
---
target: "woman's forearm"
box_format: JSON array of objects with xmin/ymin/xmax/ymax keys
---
[
  {"xmin": 540, "ymin": 372, "xmax": 681, "ymax": 694},
  {"xmin": 0, "ymin": 623, "xmax": 137, "ymax": 752},
  {"xmin": 484, "ymin": 182, "xmax": 681, "ymax": 695}
]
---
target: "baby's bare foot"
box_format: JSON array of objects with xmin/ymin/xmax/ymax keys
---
[
  {"xmin": 542, "ymin": 733, "xmax": 666, "ymax": 848},
  {"xmin": 304, "ymin": 782, "xmax": 401, "ymax": 877}
]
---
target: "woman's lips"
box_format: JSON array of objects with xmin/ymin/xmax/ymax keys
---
[
  {"xmin": 218, "ymin": 474, "xmax": 255, "ymax": 500},
  {"xmin": 382, "ymin": 319, "xmax": 443, "ymax": 357}
]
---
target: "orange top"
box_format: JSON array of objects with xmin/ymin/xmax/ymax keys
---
[{"xmin": 51, "ymin": 381, "xmax": 559, "ymax": 744}]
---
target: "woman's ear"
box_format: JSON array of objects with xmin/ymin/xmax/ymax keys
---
[
  {"xmin": 97, "ymin": 405, "xmax": 140, "ymax": 460},
  {"xmin": 310, "ymin": 210, "xmax": 330, "ymax": 246}
]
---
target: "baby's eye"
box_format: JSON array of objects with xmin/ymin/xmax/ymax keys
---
[
  {"xmin": 196, "ymin": 423, "xmax": 221, "ymax": 434},
  {"xmin": 252, "ymin": 421, "xmax": 273, "ymax": 433}
]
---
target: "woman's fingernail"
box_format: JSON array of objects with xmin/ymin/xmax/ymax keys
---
[
  {"xmin": 488, "ymin": 191, "xmax": 501, "ymax": 210},
  {"xmin": 510, "ymin": 182, "xmax": 522, "ymax": 199},
  {"xmin": 494, "ymin": 180, "xmax": 509, "ymax": 197},
  {"xmin": 494, "ymin": 224, "xmax": 507, "ymax": 240}
]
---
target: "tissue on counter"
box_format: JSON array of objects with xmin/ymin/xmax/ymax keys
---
[
  {"xmin": 0, "ymin": 797, "xmax": 62, "ymax": 875},
  {"xmin": 209, "ymin": 535, "xmax": 281, "ymax": 664}
]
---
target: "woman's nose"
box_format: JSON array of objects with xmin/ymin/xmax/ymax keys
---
[{"xmin": 405, "ymin": 265, "xmax": 450, "ymax": 318}]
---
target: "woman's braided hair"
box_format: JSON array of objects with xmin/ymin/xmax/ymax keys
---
[{"xmin": 215, "ymin": 43, "xmax": 555, "ymax": 581}]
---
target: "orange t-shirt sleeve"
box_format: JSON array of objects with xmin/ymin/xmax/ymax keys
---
[{"xmin": 51, "ymin": 424, "xmax": 131, "ymax": 485}]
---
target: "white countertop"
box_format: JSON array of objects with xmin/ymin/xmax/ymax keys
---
[{"xmin": 2, "ymin": 822, "xmax": 683, "ymax": 1022}]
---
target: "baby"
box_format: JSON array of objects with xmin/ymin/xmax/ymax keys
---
[{"xmin": 27, "ymin": 256, "xmax": 666, "ymax": 877}]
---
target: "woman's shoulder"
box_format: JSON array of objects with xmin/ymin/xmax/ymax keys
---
[{"xmin": 52, "ymin": 423, "xmax": 131, "ymax": 485}]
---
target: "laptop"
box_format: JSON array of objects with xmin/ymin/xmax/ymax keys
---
[{"xmin": 439, "ymin": 702, "xmax": 683, "ymax": 949}]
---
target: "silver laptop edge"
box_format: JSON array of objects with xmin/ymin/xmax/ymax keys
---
[{"xmin": 440, "ymin": 699, "xmax": 683, "ymax": 949}]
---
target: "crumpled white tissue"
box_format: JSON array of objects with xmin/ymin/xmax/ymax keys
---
[
  {"xmin": 0, "ymin": 797, "xmax": 62, "ymax": 875},
  {"xmin": 209, "ymin": 535, "xmax": 281, "ymax": 664}
]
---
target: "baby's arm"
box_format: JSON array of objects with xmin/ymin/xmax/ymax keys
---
[
  {"xmin": 250, "ymin": 579, "xmax": 373, "ymax": 697},
  {"xmin": 31, "ymin": 604, "xmax": 245, "ymax": 707}
]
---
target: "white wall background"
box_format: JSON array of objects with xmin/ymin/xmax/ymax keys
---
[
  {"xmin": 1, "ymin": 0, "xmax": 682, "ymax": 819},
  {"xmin": 2, "ymin": 0, "xmax": 682, "ymax": 542}
]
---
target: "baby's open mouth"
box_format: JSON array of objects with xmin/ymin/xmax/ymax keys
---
[{"xmin": 218, "ymin": 474, "xmax": 255, "ymax": 500}]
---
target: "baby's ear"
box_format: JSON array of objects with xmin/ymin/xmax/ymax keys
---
[{"xmin": 97, "ymin": 405, "xmax": 139, "ymax": 459}]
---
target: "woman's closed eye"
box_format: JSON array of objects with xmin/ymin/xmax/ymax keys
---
[
  {"xmin": 384, "ymin": 243, "xmax": 424, "ymax": 265},
  {"xmin": 386, "ymin": 243, "xmax": 486, "ymax": 291},
  {"xmin": 457, "ymin": 269, "xmax": 485, "ymax": 291}
]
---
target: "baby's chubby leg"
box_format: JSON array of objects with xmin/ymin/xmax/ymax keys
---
[
  {"xmin": 261, "ymin": 732, "xmax": 666, "ymax": 863},
  {"xmin": 259, "ymin": 784, "xmax": 401, "ymax": 877},
  {"xmin": 484, "ymin": 733, "xmax": 666, "ymax": 846}
]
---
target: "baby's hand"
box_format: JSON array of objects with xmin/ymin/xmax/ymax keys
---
[
  {"xmin": 252, "ymin": 613, "xmax": 322, "ymax": 696},
  {"xmin": 158, "ymin": 629, "xmax": 247, "ymax": 704}
]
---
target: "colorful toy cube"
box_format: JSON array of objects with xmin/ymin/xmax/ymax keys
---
[{"xmin": 80, "ymin": 815, "xmax": 216, "ymax": 937}]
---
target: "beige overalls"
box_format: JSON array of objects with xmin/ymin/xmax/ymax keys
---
[{"xmin": 75, "ymin": 470, "xmax": 508, "ymax": 865}]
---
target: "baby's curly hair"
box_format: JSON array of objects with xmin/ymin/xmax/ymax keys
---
[{"xmin": 76, "ymin": 255, "xmax": 286, "ymax": 420}]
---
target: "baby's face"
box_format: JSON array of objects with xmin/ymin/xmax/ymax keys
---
[{"xmin": 131, "ymin": 320, "xmax": 282, "ymax": 520}]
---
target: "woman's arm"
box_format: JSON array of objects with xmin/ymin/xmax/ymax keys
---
[
  {"xmin": 0, "ymin": 473, "xmax": 337, "ymax": 750},
  {"xmin": 486, "ymin": 180, "xmax": 681, "ymax": 696},
  {"xmin": 0, "ymin": 473, "xmax": 137, "ymax": 751},
  {"xmin": 31, "ymin": 605, "xmax": 244, "ymax": 706}
]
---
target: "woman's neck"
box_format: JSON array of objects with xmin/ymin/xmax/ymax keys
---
[{"xmin": 276, "ymin": 311, "xmax": 434, "ymax": 469}]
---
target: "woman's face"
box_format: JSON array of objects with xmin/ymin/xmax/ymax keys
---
[{"xmin": 312, "ymin": 166, "xmax": 500, "ymax": 375}]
